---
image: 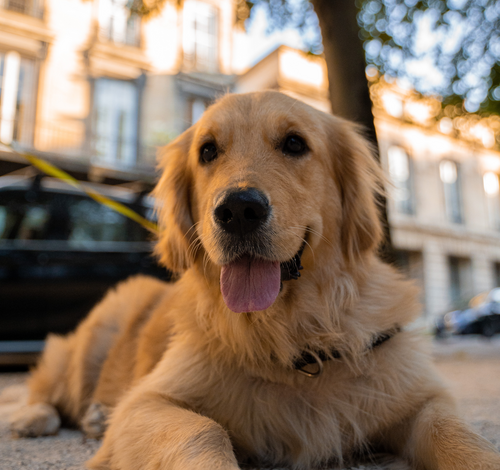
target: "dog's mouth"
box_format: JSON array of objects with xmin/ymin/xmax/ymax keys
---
[{"xmin": 220, "ymin": 241, "xmax": 306, "ymax": 314}]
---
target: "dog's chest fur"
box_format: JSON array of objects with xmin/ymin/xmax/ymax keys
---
[{"xmin": 149, "ymin": 332, "xmax": 434, "ymax": 469}]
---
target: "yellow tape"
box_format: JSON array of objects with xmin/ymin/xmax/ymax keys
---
[{"xmin": 3, "ymin": 144, "xmax": 158, "ymax": 235}]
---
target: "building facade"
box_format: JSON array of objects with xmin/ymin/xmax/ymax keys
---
[
  {"xmin": 0, "ymin": 0, "xmax": 238, "ymax": 183},
  {"xmin": 374, "ymin": 85, "xmax": 500, "ymax": 320}
]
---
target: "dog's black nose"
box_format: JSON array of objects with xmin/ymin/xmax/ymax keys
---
[{"xmin": 214, "ymin": 188, "xmax": 270, "ymax": 235}]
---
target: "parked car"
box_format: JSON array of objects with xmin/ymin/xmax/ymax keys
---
[
  {"xmin": 435, "ymin": 289, "xmax": 500, "ymax": 338},
  {"xmin": 0, "ymin": 174, "xmax": 171, "ymax": 365}
]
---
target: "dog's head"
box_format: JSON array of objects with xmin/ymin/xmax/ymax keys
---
[{"xmin": 154, "ymin": 91, "xmax": 383, "ymax": 313}]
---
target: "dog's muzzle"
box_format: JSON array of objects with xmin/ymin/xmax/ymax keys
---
[{"xmin": 214, "ymin": 188, "xmax": 305, "ymax": 314}]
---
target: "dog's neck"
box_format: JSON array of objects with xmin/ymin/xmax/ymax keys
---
[{"xmin": 181, "ymin": 253, "xmax": 419, "ymax": 379}]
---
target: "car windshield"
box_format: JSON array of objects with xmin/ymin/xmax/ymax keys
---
[{"xmin": 0, "ymin": 189, "xmax": 152, "ymax": 243}]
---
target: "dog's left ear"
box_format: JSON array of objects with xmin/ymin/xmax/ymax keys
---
[
  {"xmin": 153, "ymin": 128, "xmax": 196, "ymax": 273},
  {"xmin": 326, "ymin": 117, "xmax": 385, "ymax": 264}
]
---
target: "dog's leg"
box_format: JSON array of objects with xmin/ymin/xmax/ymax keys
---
[
  {"xmin": 81, "ymin": 402, "xmax": 110, "ymax": 440},
  {"xmin": 81, "ymin": 328, "xmax": 139, "ymax": 440},
  {"xmin": 9, "ymin": 334, "xmax": 71, "ymax": 437},
  {"xmin": 10, "ymin": 403, "xmax": 61, "ymax": 438},
  {"xmin": 82, "ymin": 288, "xmax": 168, "ymax": 440},
  {"xmin": 87, "ymin": 391, "xmax": 240, "ymax": 470},
  {"xmin": 389, "ymin": 395, "xmax": 500, "ymax": 470},
  {"xmin": 11, "ymin": 284, "xmax": 131, "ymax": 438},
  {"xmin": 81, "ymin": 335, "xmax": 139, "ymax": 440}
]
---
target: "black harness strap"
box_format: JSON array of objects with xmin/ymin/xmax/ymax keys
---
[{"xmin": 293, "ymin": 327, "xmax": 401, "ymax": 372}]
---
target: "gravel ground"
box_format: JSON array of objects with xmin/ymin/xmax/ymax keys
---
[{"xmin": 1, "ymin": 336, "xmax": 499, "ymax": 470}]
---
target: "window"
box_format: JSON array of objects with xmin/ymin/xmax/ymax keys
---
[
  {"xmin": 98, "ymin": 0, "xmax": 140, "ymax": 46},
  {"xmin": 189, "ymin": 98, "xmax": 207, "ymax": 125},
  {"xmin": 493, "ymin": 261, "xmax": 500, "ymax": 287},
  {"xmin": 495, "ymin": 262, "xmax": 500, "ymax": 288},
  {"xmin": 183, "ymin": 0, "xmax": 218, "ymax": 73},
  {"xmin": 2, "ymin": 0, "xmax": 43, "ymax": 18},
  {"xmin": 449, "ymin": 256, "xmax": 472, "ymax": 308},
  {"xmin": 483, "ymin": 171, "xmax": 500, "ymax": 230},
  {"xmin": 439, "ymin": 160, "xmax": 463, "ymax": 224},
  {"xmin": 0, "ymin": 51, "xmax": 36, "ymax": 146},
  {"xmin": 92, "ymin": 79, "xmax": 139, "ymax": 167},
  {"xmin": 387, "ymin": 145, "xmax": 414, "ymax": 215}
]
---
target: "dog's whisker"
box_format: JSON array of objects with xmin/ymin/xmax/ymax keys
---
[
  {"xmin": 290, "ymin": 224, "xmax": 334, "ymax": 249},
  {"xmin": 187, "ymin": 239, "xmax": 202, "ymax": 264},
  {"xmin": 186, "ymin": 222, "xmax": 203, "ymax": 240},
  {"xmin": 285, "ymin": 228, "xmax": 316, "ymax": 264},
  {"xmin": 202, "ymin": 251, "xmax": 212, "ymax": 280},
  {"xmin": 184, "ymin": 222, "xmax": 203, "ymax": 261},
  {"xmin": 200, "ymin": 239, "xmax": 214, "ymax": 279}
]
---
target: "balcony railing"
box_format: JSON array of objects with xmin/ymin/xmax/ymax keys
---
[
  {"xmin": 0, "ymin": 0, "xmax": 44, "ymax": 19},
  {"xmin": 7, "ymin": 122, "xmax": 158, "ymax": 175},
  {"xmin": 34, "ymin": 122, "xmax": 88, "ymax": 160},
  {"xmin": 100, "ymin": 15, "xmax": 141, "ymax": 48}
]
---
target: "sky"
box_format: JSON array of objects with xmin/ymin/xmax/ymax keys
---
[
  {"xmin": 237, "ymin": 4, "xmax": 445, "ymax": 95},
  {"xmin": 234, "ymin": 4, "xmax": 309, "ymax": 71},
  {"xmin": 242, "ymin": 3, "xmax": 498, "ymax": 113}
]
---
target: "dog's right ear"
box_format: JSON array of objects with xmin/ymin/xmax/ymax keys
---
[{"xmin": 153, "ymin": 128, "xmax": 196, "ymax": 273}]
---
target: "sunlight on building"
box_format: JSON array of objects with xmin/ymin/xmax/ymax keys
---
[
  {"xmin": 279, "ymin": 50, "xmax": 325, "ymax": 89},
  {"xmin": 480, "ymin": 155, "xmax": 500, "ymax": 174},
  {"xmin": 405, "ymin": 100, "xmax": 432, "ymax": 125},
  {"xmin": 483, "ymin": 171, "xmax": 500, "ymax": 196},
  {"xmin": 381, "ymin": 92, "xmax": 403, "ymax": 118},
  {"xmin": 428, "ymin": 135, "xmax": 452, "ymax": 155},
  {"xmin": 388, "ymin": 146, "xmax": 410, "ymax": 182},
  {"xmin": 144, "ymin": 2, "xmax": 179, "ymax": 72},
  {"xmin": 438, "ymin": 117, "xmax": 454, "ymax": 134},
  {"xmin": 404, "ymin": 129, "xmax": 427, "ymax": 155},
  {"xmin": 0, "ymin": 51, "xmax": 21, "ymax": 144},
  {"xmin": 470, "ymin": 123, "xmax": 496, "ymax": 149},
  {"xmin": 440, "ymin": 160, "xmax": 458, "ymax": 184}
]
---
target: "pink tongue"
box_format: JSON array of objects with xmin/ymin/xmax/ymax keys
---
[{"xmin": 220, "ymin": 256, "xmax": 281, "ymax": 313}]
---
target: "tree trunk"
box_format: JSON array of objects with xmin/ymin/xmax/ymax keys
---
[{"xmin": 310, "ymin": 0, "xmax": 395, "ymax": 263}]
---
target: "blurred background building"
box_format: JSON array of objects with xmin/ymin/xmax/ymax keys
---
[
  {"xmin": 0, "ymin": 0, "xmax": 238, "ymax": 184},
  {"xmin": 1, "ymin": 0, "xmax": 500, "ymax": 324}
]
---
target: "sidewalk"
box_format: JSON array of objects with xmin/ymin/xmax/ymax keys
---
[{"xmin": 1, "ymin": 337, "xmax": 499, "ymax": 470}]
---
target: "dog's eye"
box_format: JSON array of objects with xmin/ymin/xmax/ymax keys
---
[
  {"xmin": 282, "ymin": 135, "xmax": 308, "ymax": 157},
  {"xmin": 200, "ymin": 142, "xmax": 218, "ymax": 163}
]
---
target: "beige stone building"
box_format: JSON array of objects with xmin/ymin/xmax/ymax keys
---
[
  {"xmin": 373, "ymin": 84, "xmax": 500, "ymax": 320},
  {"xmin": 236, "ymin": 45, "xmax": 330, "ymax": 114},
  {"xmin": 0, "ymin": 0, "xmax": 239, "ymax": 183}
]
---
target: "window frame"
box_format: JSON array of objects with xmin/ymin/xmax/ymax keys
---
[
  {"xmin": 439, "ymin": 159, "xmax": 463, "ymax": 225},
  {"xmin": 182, "ymin": 0, "xmax": 220, "ymax": 73},
  {"xmin": 90, "ymin": 77, "xmax": 140, "ymax": 168},
  {"xmin": 98, "ymin": 0, "xmax": 141, "ymax": 47},
  {"xmin": 387, "ymin": 144, "xmax": 416, "ymax": 216}
]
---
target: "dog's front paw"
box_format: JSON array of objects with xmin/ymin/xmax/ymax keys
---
[
  {"xmin": 81, "ymin": 402, "xmax": 110, "ymax": 439},
  {"xmin": 10, "ymin": 403, "xmax": 61, "ymax": 438}
]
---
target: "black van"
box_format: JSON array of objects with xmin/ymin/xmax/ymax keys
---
[{"xmin": 0, "ymin": 175, "xmax": 170, "ymax": 364}]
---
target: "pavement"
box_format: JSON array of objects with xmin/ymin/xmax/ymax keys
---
[{"xmin": 1, "ymin": 336, "xmax": 499, "ymax": 470}]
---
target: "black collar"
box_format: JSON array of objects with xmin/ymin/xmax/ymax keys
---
[
  {"xmin": 293, "ymin": 326, "xmax": 401, "ymax": 377},
  {"xmin": 280, "ymin": 241, "xmax": 306, "ymax": 282}
]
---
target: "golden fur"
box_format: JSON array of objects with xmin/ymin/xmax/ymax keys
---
[{"xmin": 10, "ymin": 91, "xmax": 500, "ymax": 470}]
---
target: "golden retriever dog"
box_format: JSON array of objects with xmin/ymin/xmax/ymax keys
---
[{"xmin": 10, "ymin": 91, "xmax": 500, "ymax": 470}]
